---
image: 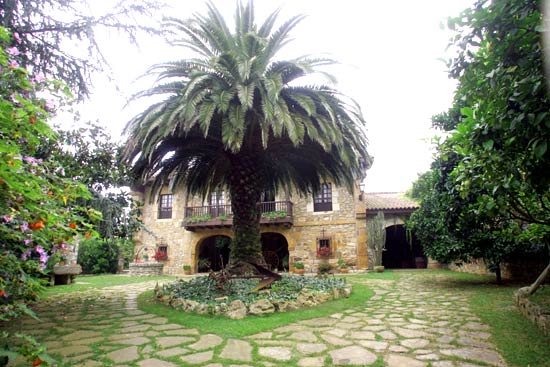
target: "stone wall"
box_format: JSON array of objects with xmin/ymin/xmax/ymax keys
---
[
  {"xmin": 448, "ymin": 258, "xmax": 549, "ymax": 282},
  {"xmin": 128, "ymin": 262, "xmax": 164, "ymax": 276},
  {"xmin": 132, "ymin": 181, "xmax": 367, "ymax": 275},
  {"xmin": 515, "ymin": 287, "xmax": 550, "ymax": 335}
]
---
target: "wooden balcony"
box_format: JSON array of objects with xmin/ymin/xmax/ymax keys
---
[{"xmin": 183, "ymin": 201, "xmax": 293, "ymax": 231}]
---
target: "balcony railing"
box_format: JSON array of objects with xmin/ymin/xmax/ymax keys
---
[{"xmin": 184, "ymin": 201, "xmax": 293, "ymax": 231}]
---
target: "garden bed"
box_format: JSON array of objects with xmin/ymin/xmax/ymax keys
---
[{"xmin": 154, "ymin": 275, "xmax": 351, "ymax": 319}]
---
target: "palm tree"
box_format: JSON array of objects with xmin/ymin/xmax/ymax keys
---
[{"xmin": 123, "ymin": 1, "xmax": 371, "ymax": 275}]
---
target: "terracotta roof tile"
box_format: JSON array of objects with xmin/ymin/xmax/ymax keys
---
[{"xmin": 365, "ymin": 192, "xmax": 419, "ymax": 212}]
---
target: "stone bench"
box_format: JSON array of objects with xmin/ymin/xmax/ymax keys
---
[{"xmin": 50, "ymin": 264, "xmax": 82, "ymax": 286}]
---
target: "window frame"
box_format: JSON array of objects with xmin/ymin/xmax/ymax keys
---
[
  {"xmin": 317, "ymin": 237, "xmax": 332, "ymax": 258},
  {"xmin": 158, "ymin": 194, "xmax": 173, "ymax": 219},
  {"xmin": 313, "ymin": 183, "xmax": 333, "ymax": 212}
]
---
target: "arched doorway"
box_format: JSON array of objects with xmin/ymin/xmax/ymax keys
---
[
  {"xmin": 382, "ymin": 225, "xmax": 426, "ymax": 269},
  {"xmin": 261, "ymin": 232, "xmax": 289, "ymax": 271},
  {"xmin": 197, "ymin": 235, "xmax": 231, "ymax": 272}
]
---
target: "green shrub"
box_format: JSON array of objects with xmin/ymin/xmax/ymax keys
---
[
  {"xmin": 78, "ymin": 238, "xmax": 120, "ymax": 274},
  {"xmin": 162, "ymin": 275, "xmax": 347, "ymax": 306}
]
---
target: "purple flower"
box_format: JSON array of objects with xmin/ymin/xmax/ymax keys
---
[
  {"xmin": 23, "ymin": 156, "xmax": 39, "ymax": 166},
  {"xmin": 18, "ymin": 138, "xmax": 28, "ymax": 144},
  {"xmin": 35, "ymin": 245, "xmax": 45, "ymax": 255},
  {"xmin": 9, "ymin": 60, "xmax": 19, "ymax": 69},
  {"xmin": 45, "ymin": 99, "xmax": 55, "ymax": 111},
  {"xmin": 6, "ymin": 47, "xmax": 19, "ymax": 56},
  {"xmin": 2, "ymin": 216, "xmax": 12, "ymax": 223},
  {"xmin": 34, "ymin": 74, "xmax": 45, "ymax": 83},
  {"xmin": 24, "ymin": 239, "xmax": 33, "ymax": 245},
  {"xmin": 13, "ymin": 32, "xmax": 21, "ymax": 44},
  {"xmin": 20, "ymin": 222, "xmax": 29, "ymax": 232},
  {"xmin": 21, "ymin": 249, "xmax": 31, "ymax": 261}
]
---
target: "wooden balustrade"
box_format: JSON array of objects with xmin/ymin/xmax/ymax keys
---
[{"xmin": 183, "ymin": 201, "xmax": 293, "ymax": 231}]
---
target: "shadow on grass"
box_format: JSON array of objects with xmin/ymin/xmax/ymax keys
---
[{"xmin": 138, "ymin": 281, "xmax": 374, "ymax": 339}]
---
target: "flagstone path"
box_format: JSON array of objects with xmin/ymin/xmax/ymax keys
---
[{"xmin": 7, "ymin": 273, "xmax": 508, "ymax": 366}]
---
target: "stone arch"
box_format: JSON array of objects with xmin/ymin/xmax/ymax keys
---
[
  {"xmin": 195, "ymin": 234, "xmax": 232, "ymax": 272},
  {"xmin": 383, "ymin": 214, "xmax": 406, "ymax": 228},
  {"xmin": 382, "ymin": 224, "xmax": 426, "ymax": 269},
  {"xmin": 260, "ymin": 232, "xmax": 290, "ymax": 271}
]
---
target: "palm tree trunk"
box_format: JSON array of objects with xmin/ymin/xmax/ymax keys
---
[{"xmin": 227, "ymin": 151, "xmax": 266, "ymax": 275}]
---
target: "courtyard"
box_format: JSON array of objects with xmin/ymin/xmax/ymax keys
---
[{"xmin": 5, "ymin": 270, "xmax": 550, "ymax": 367}]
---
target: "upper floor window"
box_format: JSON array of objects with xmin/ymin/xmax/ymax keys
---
[
  {"xmin": 158, "ymin": 194, "xmax": 173, "ymax": 219},
  {"xmin": 209, "ymin": 190, "xmax": 225, "ymax": 207},
  {"xmin": 209, "ymin": 190, "xmax": 226, "ymax": 217},
  {"xmin": 314, "ymin": 183, "xmax": 333, "ymax": 212}
]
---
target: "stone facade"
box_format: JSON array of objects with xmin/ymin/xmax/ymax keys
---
[{"xmin": 131, "ymin": 181, "xmax": 367, "ymax": 275}]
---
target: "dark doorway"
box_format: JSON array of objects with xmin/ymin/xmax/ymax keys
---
[
  {"xmin": 261, "ymin": 232, "xmax": 289, "ymax": 271},
  {"xmin": 382, "ymin": 225, "xmax": 426, "ymax": 269},
  {"xmin": 197, "ymin": 235, "xmax": 231, "ymax": 272}
]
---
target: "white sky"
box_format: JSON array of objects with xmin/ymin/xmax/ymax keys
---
[{"xmin": 72, "ymin": 0, "xmax": 474, "ymax": 193}]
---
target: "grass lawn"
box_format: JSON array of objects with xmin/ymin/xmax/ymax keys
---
[
  {"xmin": 40, "ymin": 274, "xmax": 177, "ymax": 298},
  {"xmin": 415, "ymin": 270, "xmax": 550, "ymax": 367}
]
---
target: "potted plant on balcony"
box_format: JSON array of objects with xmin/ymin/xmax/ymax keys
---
[
  {"xmin": 183, "ymin": 265, "xmax": 192, "ymax": 275},
  {"xmin": 293, "ymin": 262, "xmax": 305, "ymax": 275}
]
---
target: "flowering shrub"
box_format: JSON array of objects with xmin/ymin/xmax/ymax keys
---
[
  {"xmin": 317, "ymin": 246, "xmax": 331, "ymax": 257},
  {"xmin": 152, "ymin": 249, "xmax": 168, "ymax": 261},
  {"xmin": 0, "ymin": 27, "xmax": 99, "ymax": 365}
]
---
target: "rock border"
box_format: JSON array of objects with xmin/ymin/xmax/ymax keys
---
[
  {"xmin": 154, "ymin": 284, "xmax": 352, "ymax": 319},
  {"xmin": 515, "ymin": 287, "xmax": 550, "ymax": 335}
]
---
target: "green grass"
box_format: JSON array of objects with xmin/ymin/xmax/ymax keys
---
[
  {"xmin": 41, "ymin": 274, "xmax": 177, "ymax": 298},
  {"xmin": 138, "ymin": 281, "xmax": 374, "ymax": 338},
  {"xmin": 414, "ymin": 269, "xmax": 550, "ymax": 367}
]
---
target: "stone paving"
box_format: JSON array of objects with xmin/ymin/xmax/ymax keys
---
[{"xmin": 6, "ymin": 273, "xmax": 508, "ymax": 366}]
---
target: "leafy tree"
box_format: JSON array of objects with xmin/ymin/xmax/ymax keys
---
[
  {"xmin": 45, "ymin": 124, "xmax": 142, "ymax": 241},
  {"xmin": 409, "ymin": 0, "xmax": 550, "ymax": 287},
  {"xmin": 0, "ymin": 27, "xmax": 97, "ymax": 364},
  {"xmin": 123, "ymin": 1, "xmax": 371, "ymax": 275},
  {"xmin": 0, "ymin": 0, "xmax": 163, "ymax": 99}
]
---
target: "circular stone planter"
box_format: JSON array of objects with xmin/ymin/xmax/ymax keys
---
[
  {"xmin": 129, "ymin": 262, "xmax": 164, "ymax": 276},
  {"xmin": 154, "ymin": 284, "xmax": 352, "ymax": 320}
]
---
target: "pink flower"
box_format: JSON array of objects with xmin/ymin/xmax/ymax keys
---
[
  {"xmin": 13, "ymin": 32, "xmax": 21, "ymax": 44},
  {"xmin": 21, "ymin": 222, "xmax": 29, "ymax": 232},
  {"xmin": 2, "ymin": 216, "xmax": 12, "ymax": 223},
  {"xmin": 9, "ymin": 60, "xmax": 19, "ymax": 69},
  {"xmin": 6, "ymin": 47, "xmax": 19, "ymax": 56}
]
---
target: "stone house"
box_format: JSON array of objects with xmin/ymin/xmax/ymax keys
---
[
  {"xmin": 131, "ymin": 180, "xmax": 369, "ymax": 275},
  {"xmin": 364, "ymin": 192, "xmax": 428, "ymax": 269}
]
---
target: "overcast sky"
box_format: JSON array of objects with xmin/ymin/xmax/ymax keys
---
[{"xmin": 74, "ymin": 0, "xmax": 475, "ymax": 193}]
